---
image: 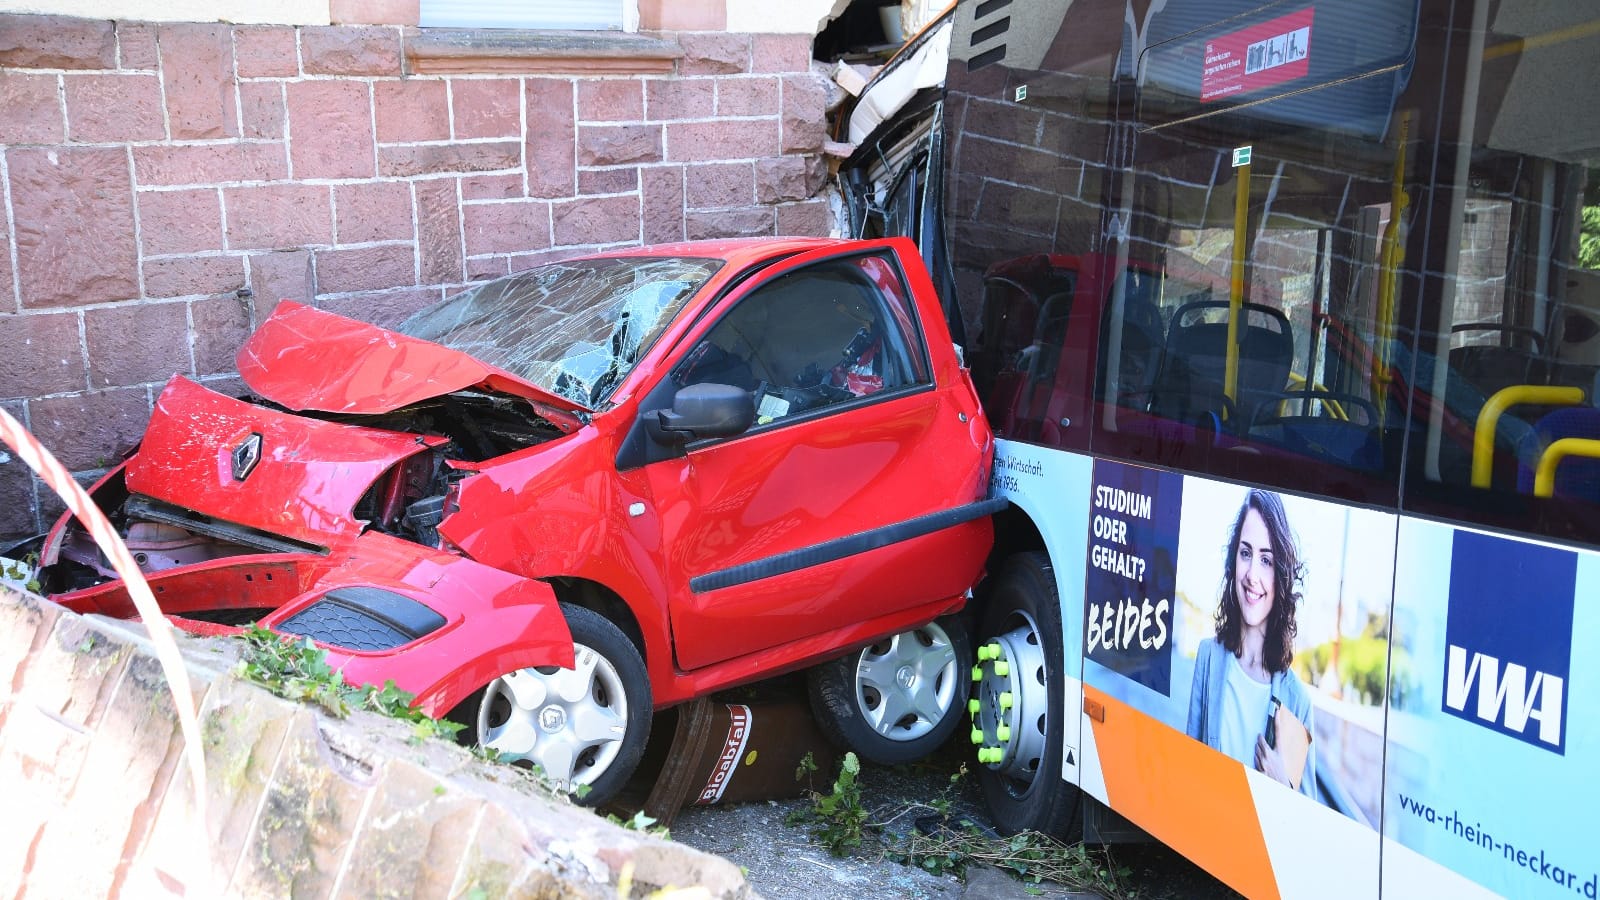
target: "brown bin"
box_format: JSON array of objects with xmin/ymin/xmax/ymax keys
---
[{"xmin": 622, "ymin": 692, "xmax": 841, "ymax": 827}]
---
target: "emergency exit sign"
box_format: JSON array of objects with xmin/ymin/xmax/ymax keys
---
[{"xmin": 1232, "ymin": 145, "xmax": 1253, "ymax": 167}]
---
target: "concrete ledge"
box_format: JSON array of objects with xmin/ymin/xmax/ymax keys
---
[
  {"xmin": 405, "ymin": 28, "xmax": 684, "ymax": 74},
  {"xmin": 0, "ymin": 586, "xmax": 752, "ymax": 898}
]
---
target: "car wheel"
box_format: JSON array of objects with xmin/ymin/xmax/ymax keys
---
[
  {"xmin": 973, "ymin": 552, "xmax": 1080, "ymax": 837},
  {"xmin": 808, "ymin": 615, "xmax": 970, "ymax": 765},
  {"xmin": 454, "ymin": 604, "xmax": 650, "ymax": 806}
]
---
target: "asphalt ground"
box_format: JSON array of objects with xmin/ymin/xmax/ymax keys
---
[
  {"xmin": 659, "ymin": 689, "xmax": 1241, "ymax": 900},
  {"xmin": 670, "ymin": 755, "xmax": 1103, "ymax": 900}
]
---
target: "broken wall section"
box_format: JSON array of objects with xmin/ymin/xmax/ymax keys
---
[{"xmin": 0, "ymin": 586, "xmax": 752, "ymax": 898}]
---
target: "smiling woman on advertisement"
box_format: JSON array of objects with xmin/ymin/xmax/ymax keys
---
[{"xmin": 1186, "ymin": 489, "xmax": 1315, "ymax": 795}]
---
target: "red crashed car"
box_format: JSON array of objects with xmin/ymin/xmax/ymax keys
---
[{"xmin": 39, "ymin": 237, "xmax": 996, "ymax": 803}]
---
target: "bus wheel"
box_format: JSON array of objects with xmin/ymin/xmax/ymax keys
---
[
  {"xmin": 449, "ymin": 604, "xmax": 651, "ymax": 807},
  {"xmin": 808, "ymin": 615, "xmax": 971, "ymax": 765},
  {"xmin": 973, "ymin": 552, "xmax": 1079, "ymax": 837}
]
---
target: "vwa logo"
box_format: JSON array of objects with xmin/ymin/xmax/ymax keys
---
[
  {"xmin": 1441, "ymin": 531, "xmax": 1576, "ymax": 755},
  {"xmin": 1443, "ymin": 645, "xmax": 1564, "ymax": 750}
]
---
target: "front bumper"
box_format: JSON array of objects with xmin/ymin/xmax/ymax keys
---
[{"xmin": 51, "ymin": 530, "xmax": 573, "ymax": 716}]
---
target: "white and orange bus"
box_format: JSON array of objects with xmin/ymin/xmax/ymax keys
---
[{"xmin": 843, "ymin": 0, "xmax": 1600, "ymax": 896}]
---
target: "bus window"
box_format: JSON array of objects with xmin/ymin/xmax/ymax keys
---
[
  {"xmin": 1089, "ymin": 68, "xmax": 1416, "ymax": 507},
  {"xmin": 944, "ymin": 4, "xmax": 1126, "ymax": 454},
  {"xmin": 974, "ymin": 256, "xmax": 1077, "ymax": 442},
  {"xmin": 1403, "ymin": 8, "xmax": 1600, "ymax": 546}
]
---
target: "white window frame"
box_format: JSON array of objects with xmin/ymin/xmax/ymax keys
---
[{"xmin": 419, "ymin": 0, "xmax": 638, "ymax": 31}]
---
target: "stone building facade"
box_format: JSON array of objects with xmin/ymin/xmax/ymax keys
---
[{"xmin": 0, "ymin": 8, "xmax": 835, "ymax": 543}]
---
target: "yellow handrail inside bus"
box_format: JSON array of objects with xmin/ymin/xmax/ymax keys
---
[
  {"xmin": 1470, "ymin": 384, "xmax": 1585, "ymax": 488},
  {"xmin": 1224, "ymin": 160, "xmax": 1251, "ymax": 412},
  {"xmin": 1277, "ymin": 373, "xmax": 1352, "ymax": 421},
  {"xmin": 1373, "ymin": 112, "xmax": 1413, "ymax": 426},
  {"xmin": 1535, "ymin": 438, "xmax": 1600, "ymax": 498}
]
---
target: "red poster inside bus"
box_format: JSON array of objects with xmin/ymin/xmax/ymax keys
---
[{"xmin": 1200, "ymin": 6, "xmax": 1315, "ymax": 102}]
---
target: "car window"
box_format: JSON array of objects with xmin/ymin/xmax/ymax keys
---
[{"xmin": 675, "ymin": 253, "xmax": 931, "ymax": 425}]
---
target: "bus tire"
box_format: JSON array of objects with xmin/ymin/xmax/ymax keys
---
[
  {"xmin": 808, "ymin": 615, "xmax": 971, "ymax": 765},
  {"xmin": 974, "ymin": 551, "xmax": 1081, "ymax": 838}
]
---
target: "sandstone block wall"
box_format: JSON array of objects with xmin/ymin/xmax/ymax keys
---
[
  {"xmin": 0, "ymin": 586, "xmax": 753, "ymax": 898},
  {"xmin": 0, "ymin": 12, "xmax": 835, "ymax": 543}
]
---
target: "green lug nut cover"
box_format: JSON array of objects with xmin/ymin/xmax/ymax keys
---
[
  {"xmin": 968, "ymin": 699, "xmax": 981, "ymax": 714},
  {"xmin": 999, "ymin": 691, "xmax": 1013, "ymax": 709},
  {"xmin": 994, "ymin": 660, "xmax": 1010, "ymax": 677},
  {"xmin": 971, "ymin": 665, "xmax": 983, "ymax": 681},
  {"xmin": 971, "ymin": 728, "xmax": 983, "ymax": 744},
  {"xmin": 997, "ymin": 724, "xmax": 1012, "ymax": 742}
]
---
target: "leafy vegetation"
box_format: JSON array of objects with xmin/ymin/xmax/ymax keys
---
[
  {"xmin": 787, "ymin": 751, "xmax": 868, "ymax": 855},
  {"xmin": 235, "ymin": 625, "xmax": 464, "ymax": 742},
  {"xmin": 606, "ymin": 809, "xmax": 670, "ymax": 838},
  {"xmin": 788, "ymin": 753, "xmax": 1139, "ymax": 899},
  {"xmin": 890, "ymin": 824, "xmax": 1136, "ymax": 896},
  {"xmin": 1581, "ymin": 205, "xmax": 1600, "ymax": 270},
  {"xmin": 0, "ymin": 553, "xmax": 41, "ymax": 593},
  {"xmin": 234, "ymin": 627, "xmax": 607, "ymax": 810}
]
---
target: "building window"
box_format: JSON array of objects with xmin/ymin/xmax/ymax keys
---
[{"xmin": 419, "ymin": 0, "xmax": 637, "ymax": 31}]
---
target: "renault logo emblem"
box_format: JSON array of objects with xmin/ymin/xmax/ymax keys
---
[{"xmin": 231, "ymin": 433, "xmax": 263, "ymax": 482}]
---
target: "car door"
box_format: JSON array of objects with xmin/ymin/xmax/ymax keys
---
[{"xmin": 630, "ymin": 240, "xmax": 994, "ymax": 671}]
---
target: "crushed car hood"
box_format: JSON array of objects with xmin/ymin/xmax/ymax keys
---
[
  {"xmin": 237, "ymin": 301, "xmax": 585, "ymax": 423},
  {"xmin": 127, "ymin": 376, "xmax": 451, "ymax": 546}
]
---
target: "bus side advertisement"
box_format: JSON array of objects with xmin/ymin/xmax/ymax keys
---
[{"xmin": 992, "ymin": 442, "xmax": 1597, "ymax": 899}]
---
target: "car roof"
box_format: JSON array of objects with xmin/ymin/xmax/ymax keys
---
[{"xmin": 570, "ymin": 237, "xmax": 853, "ymax": 268}]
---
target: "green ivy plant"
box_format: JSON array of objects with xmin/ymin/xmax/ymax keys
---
[
  {"xmin": 606, "ymin": 809, "xmax": 670, "ymax": 838},
  {"xmin": 0, "ymin": 553, "xmax": 41, "ymax": 594},
  {"xmin": 1580, "ymin": 205, "xmax": 1600, "ymax": 269},
  {"xmin": 235, "ymin": 625, "xmax": 463, "ymax": 742}
]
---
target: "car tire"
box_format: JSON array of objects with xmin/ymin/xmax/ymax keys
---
[
  {"xmin": 973, "ymin": 552, "xmax": 1080, "ymax": 838},
  {"xmin": 808, "ymin": 615, "xmax": 971, "ymax": 765},
  {"xmin": 451, "ymin": 603, "xmax": 651, "ymax": 807}
]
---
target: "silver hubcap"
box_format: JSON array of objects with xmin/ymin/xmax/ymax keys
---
[
  {"xmin": 477, "ymin": 642, "xmax": 629, "ymax": 789},
  {"xmin": 854, "ymin": 622, "xmax": 959, "ymax": 742},
  {"xmin": 972, "ymin": 613, "xmax": 1050, "ymax": 785}
]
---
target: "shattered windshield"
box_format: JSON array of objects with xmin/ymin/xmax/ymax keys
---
[{"xmin": 399, "ymin": 256, "xmax": 722, "ymax": 409}]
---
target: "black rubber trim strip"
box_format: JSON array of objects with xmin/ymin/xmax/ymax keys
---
[
  {"xmin": 321, "ymin": 586, "xmax": 447, "ymax": 638},
  {"xmin": 690, "ymin": 497, "xmax": 1008, "ymax": 594}
]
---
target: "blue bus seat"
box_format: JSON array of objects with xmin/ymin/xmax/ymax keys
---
[
  {"xmin": 1516, "ymin": 405, "xmax": 1600, "ymax": 499},
  {"xmin": 1249, "ymin": 391, "xmax": 1384, "ymax": 472},
  {"xmin": 1148, "ymin": 300, "xmax": 1293, "ymax": 431}
]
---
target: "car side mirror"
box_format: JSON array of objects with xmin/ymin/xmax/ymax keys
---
[{"xmin": 644, "ymin": 383, "xmax": 756, "ymax": 445}]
